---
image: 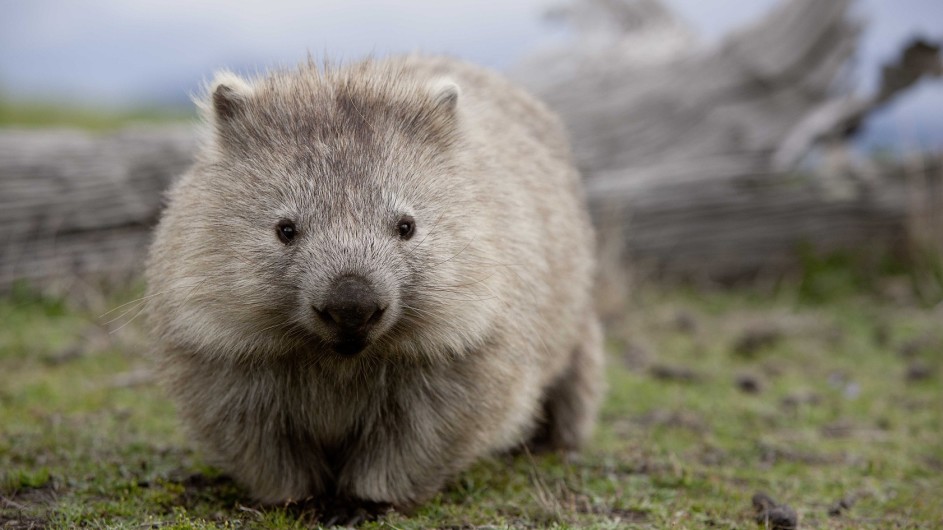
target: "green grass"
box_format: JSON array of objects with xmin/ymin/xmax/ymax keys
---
[
  {"xmin": 1, "ymin": 280, "xmax": 941, "ymax": 529},
  {"xmin": 0, "ymin": 97, "xmax": 191, "ymax": 130}
]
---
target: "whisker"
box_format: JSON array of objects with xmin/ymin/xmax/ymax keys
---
[
  {"xmin": 102, "ymin": 300, "xmax": 146, "ymax": 326},
  {"xmin": 108, "ymin": 303, "xmax": 149, "ymax": 335},
  {"xmin": 98, "ymin": 289, "xmax": 178, "ymax": 319},
  {"xmin": 427, "ymin": 239, "xmax": 474, "ymax": 270}
]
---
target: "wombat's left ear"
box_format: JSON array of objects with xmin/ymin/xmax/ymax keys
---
[
  {"xmin": 429, "ymin": 78, "xmax": 460, "ymax": 112},
  {"xmin": 201, "ymin": 71, "xmax": 254, "ymax": 125}
]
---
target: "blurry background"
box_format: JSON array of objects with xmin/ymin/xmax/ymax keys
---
[{"xmin": 1, "ymin": 0, "xmax": 941, "ymax": 151}]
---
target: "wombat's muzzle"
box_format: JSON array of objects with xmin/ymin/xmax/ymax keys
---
[{"xmin": 313, "ymin": 275, "xmax": 385, "ymax": 355}]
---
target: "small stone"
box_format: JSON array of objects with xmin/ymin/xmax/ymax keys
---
[
  {"xmin": 760, "ymin": 506, "xmax": 798, "ymax": 530},
  {"xmin": 751, "ymin": 492, "xmax": 776, "ymax": 512},
  {"xmin": 752, "ymin": 492, "xmax": 798, "ymax": 530},
  {"xmin": 735, "ymin": 373, "xmax": 762, "ymax": 394}
]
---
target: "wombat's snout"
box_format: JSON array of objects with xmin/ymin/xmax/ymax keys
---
[{"xmin": 314, "ymin": 275, "xmax": 385, "ymax": 349}]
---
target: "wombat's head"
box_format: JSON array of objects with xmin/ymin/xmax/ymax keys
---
[{"xmin": 147, "ymin": 61, "xmax": 499, "ymax": 364}]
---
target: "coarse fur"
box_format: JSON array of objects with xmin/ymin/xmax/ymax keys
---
[{"xmin": 145, "ymin": 55, "xmax": 604, "ymax": 507}]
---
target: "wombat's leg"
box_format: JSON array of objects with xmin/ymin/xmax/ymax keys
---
[
  {"xmin": 227, "ymin": 430, "xmax": 332, "ymax": 505},
  {"xmin": 339, "ymin": 417, "xmax": 466, "ymax": 508},
  {"xmin": 166, "ymin": 357, "xmax": 331, "ymax": 504},
  {"xmin": 214, "ymin": 399, "xmax": 334, "ymax": 504},
  {"xmin": 530, "ymin": 317, "xmax": 605, "ymax": 451},
  {"xmin": 338, "ymin": 381, "xmax": 485, "ymax": 507}
]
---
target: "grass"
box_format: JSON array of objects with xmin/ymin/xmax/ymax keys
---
[
  {"xmin": 0, "ymin": 97, "xmax": 191, "ymax": 131},
  {"xmin": 0, "ymin": 277, "xmax": 941, "ymax": 529}
]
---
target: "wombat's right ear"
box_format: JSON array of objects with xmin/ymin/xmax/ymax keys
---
[
  {"xmin": 429, "ymin": 78, "xmax": 460, "ymax": 112},
  {"xmin": 201, "ymin": 71, "xmax": 253, "ymax": 125}
]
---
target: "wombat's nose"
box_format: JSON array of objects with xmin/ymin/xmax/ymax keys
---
[{"xmin": 315, "ymin": 276, "xmax": 384, "ymax": 335}]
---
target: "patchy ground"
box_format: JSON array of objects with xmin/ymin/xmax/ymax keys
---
[{"xmin": 1, "ymin": 280, "xmax": 941, "ymax": 529}]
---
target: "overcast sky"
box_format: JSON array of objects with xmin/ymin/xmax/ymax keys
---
[{"xmin": 1, "ymin": 0, "xmax": 940, "ymax": 150}]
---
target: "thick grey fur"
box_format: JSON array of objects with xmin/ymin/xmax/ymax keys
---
[{"xmin": 145, "ymin": 55, "xmax": 603, "ymax": 507}]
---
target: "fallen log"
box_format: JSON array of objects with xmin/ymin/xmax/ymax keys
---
[
  {"xmin": 515, "ymin": 0, "xmax": 862, "ymax": 176},
  {"xmin": 515, "ymin": 0, "xmax": 942, "ymax": 279},
  {"xmin": 589, "ymin": 154, "xmax": 940, "ymax": 281},
  {"xmin": 0, "ymin": 126, "xmax": 197, "ymax": 290}
]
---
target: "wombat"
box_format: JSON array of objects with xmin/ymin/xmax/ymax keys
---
[{"xmin": 145, "ymin": 55, "xmax": 603, "ymax": 507}]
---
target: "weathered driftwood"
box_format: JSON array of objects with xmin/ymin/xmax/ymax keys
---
[
  {"xmin": 0, "ymin": 0, "xmax": 940, "ymax": 290},
  {"xmin": 589, "ymin": 154, "xmax": 941, "ymax": 280},
  {"xmin": 515, "ymin": 0, "xmax": 943, "ymax": 279},
  {"xmin": 0, "ymin": 126, "xmax": 197, "ymax": 289},
  {"xmin": 515, "ymin": 0, "xmax": 862, "ymax": 176},
  {"xmin": 773, "ymin": 38, "xmax": 942, "ymax": 170}
]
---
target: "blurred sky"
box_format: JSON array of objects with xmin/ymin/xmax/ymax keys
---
[{"xmin": 1, "ymin": 0, "xmax": 941, "ymax": 151}]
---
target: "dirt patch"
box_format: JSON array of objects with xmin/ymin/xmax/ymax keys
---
[
  {"xmin": 0, "ymin": 477, "xmax": 59, "ymax": 514},
  {"xmin": 2, "ymin": 489, "xmax": 56, "ymax": 509},
  {"xmin": 153, "ymin": 471, "xmax": 244, "ymax": 511},
  {"xmin": 0, "ymin": 513, "xmax": 48, "ymax": 530},
  {"xmin": 1, "ymin": 488, "xmax": 56, "ymax": 530}
]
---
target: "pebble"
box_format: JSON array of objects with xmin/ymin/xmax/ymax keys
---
[
  {"xmin": 735, "ymin": 373, "xmax": 762, "ymax": 394},
  {"xmin": 752, "ymin": 492, "xmax": 798, "ymax": 530}
]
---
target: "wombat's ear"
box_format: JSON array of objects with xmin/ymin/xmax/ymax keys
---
[
  {"xmin": 202, "ymin": 71, "xmax": 254, "ymax": 124},
  {"xmin": 429, "ymin": 78, "xmax": 460, "ymax": 112}
]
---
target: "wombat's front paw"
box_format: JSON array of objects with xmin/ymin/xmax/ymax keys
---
[
  {"xmin": 285, "ymin": 496, "xmax": 393, "ymax": 527},
  {"xmin": 341, "ymin": 460, "xmax": 442, "ymax": 510}
]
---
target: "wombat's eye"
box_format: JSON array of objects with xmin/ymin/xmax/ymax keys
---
[
  {"xmin": 276, "ymin": 220, "xmax": 297, "ymax": 244},
  {"xmin": 397, "ymin": 215, "xmax": 415, "ymax": 240}
]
